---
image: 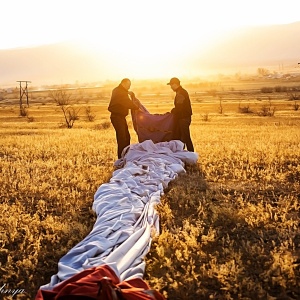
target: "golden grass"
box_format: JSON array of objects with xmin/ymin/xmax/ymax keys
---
[{"xmin": 0, "ymin": 79, "xmax": 299, "ymax": 299}]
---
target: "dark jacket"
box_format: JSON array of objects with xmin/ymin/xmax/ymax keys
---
[
  {"xmin": 171, "ymin": 86, "xmax": 192, "ymax": 119},
  {"xmin": 108, "ymin": 84, "xmax": 138, "ymax": 117}
]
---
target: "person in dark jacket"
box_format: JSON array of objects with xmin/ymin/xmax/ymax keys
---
[
  {"xmin": 167, "ymin": 77, "xmax": 194, "ymax": 152},
  {"xmin": 108, "ymin": 78, "xmax": 139, "ymax": 158}
]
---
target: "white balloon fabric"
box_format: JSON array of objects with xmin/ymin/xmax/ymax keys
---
[{"xmin": 40, "ymin": 140, "xmax": 198, "ymax": 290}]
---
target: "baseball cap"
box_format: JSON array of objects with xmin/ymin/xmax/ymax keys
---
[{"xmin": 167, "ymin": 77, "xmax": 180, "ymax": 85}]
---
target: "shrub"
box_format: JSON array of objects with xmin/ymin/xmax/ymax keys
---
[
  {"xmin": 20, "ymin": 105, "xmax": 28, "ymax": 117},
  {"xmin": 258, "ymin": 105, "xmax": 276, "ymax": 117},
  {"xmin": 202, "ymin": 113, "xmax": 210, "ymax": 122},
  {"xmin": 261, "ymin": 87, "xmax": 273, "ymax": 93},
  {"xmin": 94, "ymin": 121, "xmax": 111, "ymax": 130},
  {"xmin": 206, "ymin": 89, "xmax": 217, "ymax": 97},
  {"xmin": 238, "ymin": 105, "xmax": 252, "ymax": 114},
  {"xmin": 27, "ymin": 116, "xmax": 34, "ymax": 122},
  {"xmin": 274, "ymin": 86, "xmax": 287, "ymax": 93},
  {"xmin": 288, "ymin": 93, "xmax": 299, "ymax": 101},
  {"xmin": 85, "ymin": 106, "xmax": 96, "ymax": 122}
]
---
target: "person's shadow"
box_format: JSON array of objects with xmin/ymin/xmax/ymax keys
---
[{"xmin": 145, "ymin": 161, "xmax": 299, "ymax": 299}]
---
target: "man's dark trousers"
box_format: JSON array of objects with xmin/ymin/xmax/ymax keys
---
[
  {"xmin": 173, "ymin": 117, "xmax": 194, "ymax": 152},
  {"xmin": 110, "ymin": 114, "xmax": 130, "ymax": 158}
]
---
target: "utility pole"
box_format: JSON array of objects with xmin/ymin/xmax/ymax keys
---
[{"xmin": 17, "ymin": 80, "xmax": 31, "ymax": 115}]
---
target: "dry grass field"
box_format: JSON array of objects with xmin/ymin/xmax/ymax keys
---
[{"xmin": 0, "ymin": 76, "xmax": 299, "ymax": 299}]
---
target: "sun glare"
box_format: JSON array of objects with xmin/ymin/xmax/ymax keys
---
[
  {"xmin": 2, "ymin": 0, "xmax": 299, "ymax": 82},
  {"xmin": 80, "ymin": 35, "xmax": 176, "ymax": 79},
  {"xmin": 77, "ymin": 4, "xmax": 229, "ymax": 80}
]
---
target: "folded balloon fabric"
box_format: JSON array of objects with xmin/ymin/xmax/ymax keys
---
[
  {"xmin": 36, "ymin": 140, "xmax": 198, "ymax": 299},
  {"xmin": 131, "ymin": 98, "xmax": 175, "ymax": 144},
  {"xmin": 35, "ymin": 264, "xmax": 165, "ymax": 300}
]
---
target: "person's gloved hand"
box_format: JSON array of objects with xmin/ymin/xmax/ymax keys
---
[{"xmin": 128, "ymin": 91, "xmax": 135, "ymax": 98}]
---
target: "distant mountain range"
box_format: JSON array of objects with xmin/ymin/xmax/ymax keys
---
[
  {"xmin": 0, "ymin": 42, "xmax": 109, "ymax": 87},
  {"xmin": 1, "ymin": 21, "xmax": 300, "ymax": 86},
  {"xmin": 193, "ymin": 21, "xmax": 300, "ymax": 72}
]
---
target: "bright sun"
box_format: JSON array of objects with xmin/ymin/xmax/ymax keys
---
[{"xmin": 77, "ymin": 4, "xmax": 227, "ymax": 80}]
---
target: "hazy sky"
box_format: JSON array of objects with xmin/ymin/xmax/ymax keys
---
[
  {"xmin": 2, "ymin": 0, "xmax": 300, "ymax": 81},
  {"xmin": 2, "ymin": 0, "xmax": 299, "ymax": 49}
]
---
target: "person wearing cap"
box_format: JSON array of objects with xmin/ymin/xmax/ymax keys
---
[
  {"xmin": 167, "ymin": 77, "xmax": 194, "ymax": 152},
  {"xmin": 108, "ymin": 78, "xmax": 139, "ymax": 158}
]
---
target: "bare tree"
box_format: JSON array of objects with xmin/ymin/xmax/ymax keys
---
[
  {"xmin": 257, "ymin": 68, "xmax": 270, "ymax": 76},
  {"xmin": 219, "ymin": 96, "xmax": 223, "ymax": 114},
  {"xmin": 293, "ymin": 101, "xmax": 299, "ymax": 111},
  {"xmin": 49, "ymin": 89, "xmax": 80, "ymax": 128},
  {"xmin": 287, "ymin": 92, "xmax": 299, "ymax": 101}
]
